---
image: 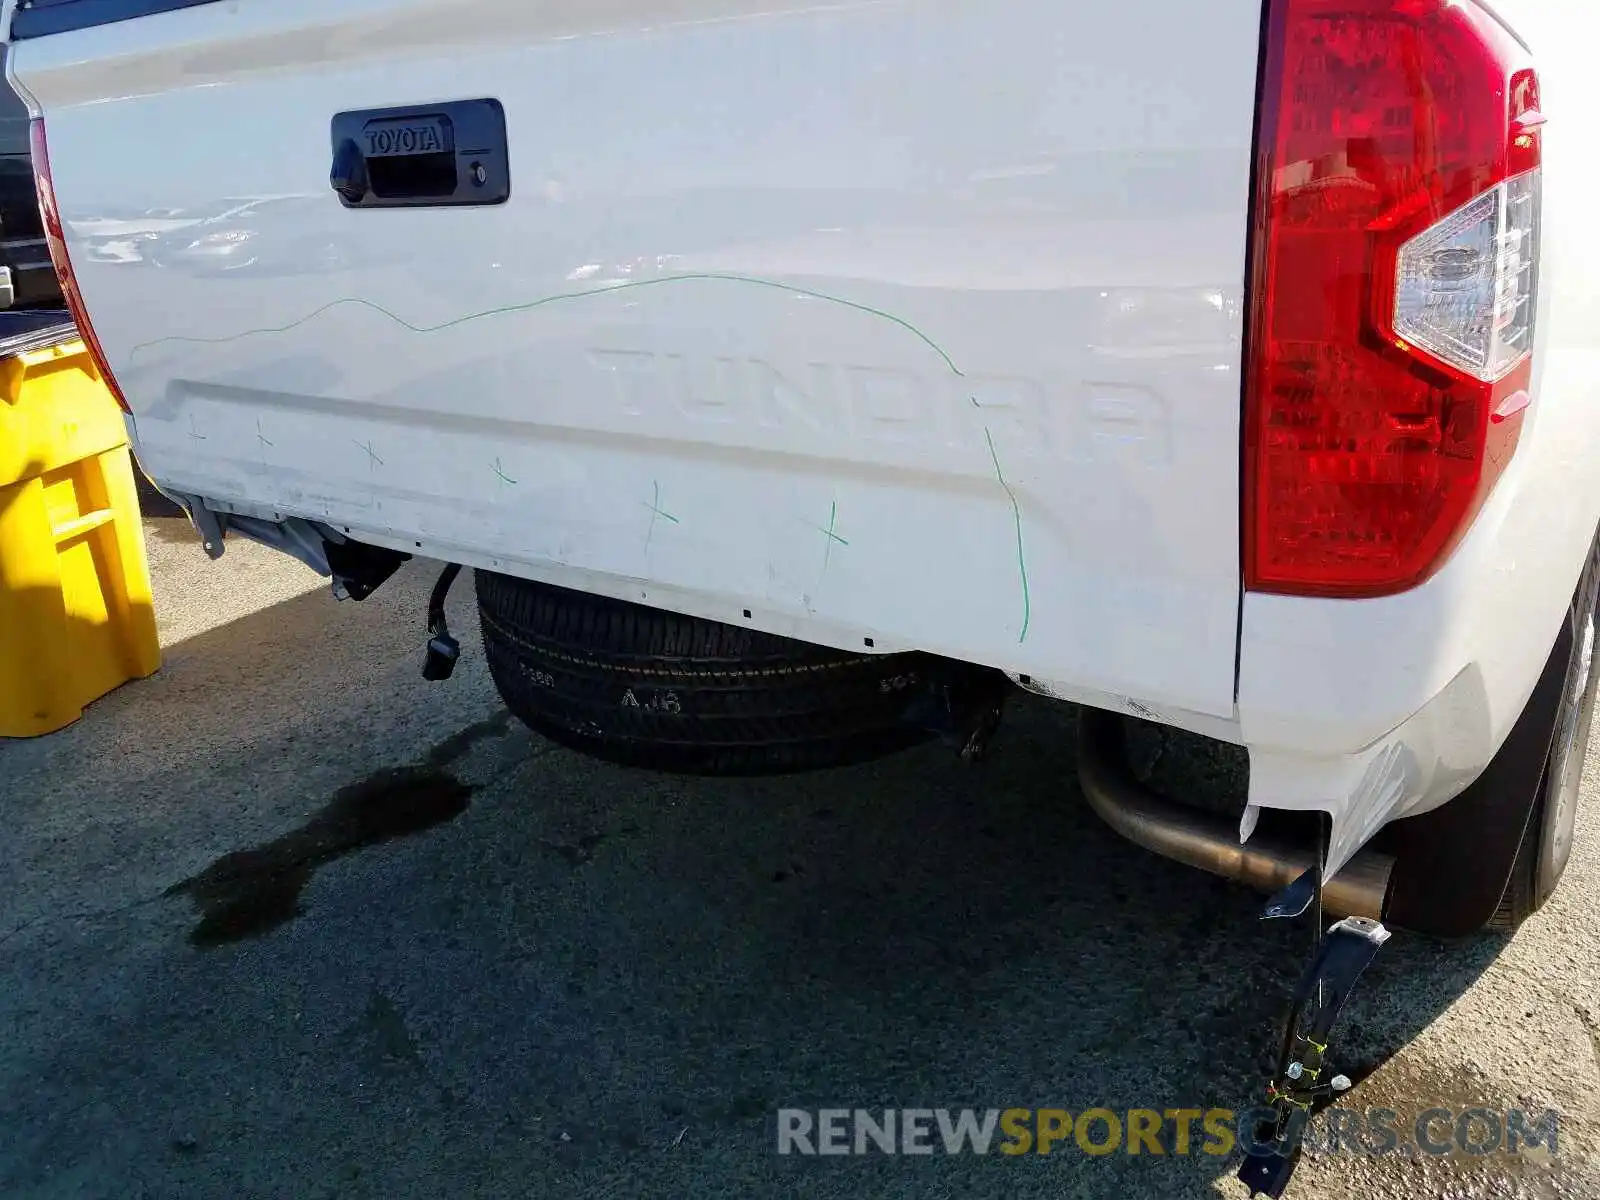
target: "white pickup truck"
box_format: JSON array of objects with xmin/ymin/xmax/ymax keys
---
[{"xmin": 7, "ymin": 0, "xmax": 1597, "ymax": 958}]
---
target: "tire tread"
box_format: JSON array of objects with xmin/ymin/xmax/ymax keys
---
[{"xmin": 474, "ymin": 571, "xmax": 935, "ymax": 775}]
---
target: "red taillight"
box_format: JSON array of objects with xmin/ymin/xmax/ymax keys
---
[
  {"xmin": 30, "ymin": 118, "xmax": 129, "ymax": 413},
  {"xmin": 1244, "ymin": 0, "xmax": 1541, "ymax": 596}
]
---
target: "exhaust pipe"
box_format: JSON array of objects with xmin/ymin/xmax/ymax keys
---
[{"xmin": 1076, "ymin": 709, "xmax": 1392, "ymax": 920}]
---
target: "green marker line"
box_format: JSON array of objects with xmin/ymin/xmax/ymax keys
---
[
  {"xmin": 820, "ymin": 498, "xmax": 848, "ymax": 576},
  {"xmin": 643, "ymin": 480, "xmax": 679, "ymax": 555},
  {"xmin": 133, "ymin": 271, "xmax": 1027, "ymax": 641},
  {"xmin": 127, "ymin": 272, "xmax": 963, "ymax": 375},
  {"xmin": 984, "ymin": 427, "xmax": 1031, "ymax": 644}
]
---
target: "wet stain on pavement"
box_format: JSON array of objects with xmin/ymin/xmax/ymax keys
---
[
  {"xmin": 165, "ymin": 713, "xmax": 515, "ymax": 946},
  {"xmin": 426, "ymin": 709, "xmax": 513, "ymax": 768},
  {"xmin": 166, "ymin": 767, "xmax": 474, "ymax": 947}
]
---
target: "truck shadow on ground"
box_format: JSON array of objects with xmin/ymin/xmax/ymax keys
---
[{"xmin": 0, "ymin": 530, "xmax": 1536, "ymax": 1199}]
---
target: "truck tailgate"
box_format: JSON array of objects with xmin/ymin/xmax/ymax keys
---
[{"xmin": 8, "ymin": 0, "xmax": 1261, "ymax": 719}]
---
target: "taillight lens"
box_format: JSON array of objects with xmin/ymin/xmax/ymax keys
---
[
  {"xmin": 30, "ymin": 118, "xmax": 130, "ymax": 413},
  {"xmin": 1244, "ymin": 0, "xmax": 1541, "ymax": 596}
]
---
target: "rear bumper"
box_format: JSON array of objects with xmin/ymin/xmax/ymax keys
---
[{"xmin": 1076, "ymin": 708, "xmax": 1392, "ymax": 918}]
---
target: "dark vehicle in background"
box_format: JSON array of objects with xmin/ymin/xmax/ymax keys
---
[{"xmin": 0, "ymin": 49, "xmax": 57, "ymax": 310}]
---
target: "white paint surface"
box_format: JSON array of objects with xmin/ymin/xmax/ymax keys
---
[
  {"xmin": 9, "ymin": 0, "xmax": 1258, "ymax": 720},
  {"xmin": 10, "ymin": 0, "xmax": 1600, "ymax": 874}
]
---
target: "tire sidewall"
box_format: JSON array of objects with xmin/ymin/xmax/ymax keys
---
[{"xmin": 1533, "ymin": 526, "xmax": 1600, "ymax": 901}]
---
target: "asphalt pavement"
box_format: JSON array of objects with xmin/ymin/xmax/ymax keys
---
[{"xmin": 2, "ymin": 511, "xmax": 1598, "ymax": 1199}]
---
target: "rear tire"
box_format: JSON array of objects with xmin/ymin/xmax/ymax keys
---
[
  {"xmin": 1488, "ymin": 527, "xmax": 1600, "ymax": 930},
  {"xmin": 475, "ymin": 571, "xmax": 941, "ymax": 775},
  {"xmin": 1382, "ymin": 526, "xmax": 1600, "ymax": 935}
]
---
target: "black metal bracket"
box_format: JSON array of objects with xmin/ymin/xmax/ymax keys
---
[
  {"xmin": 325, "ymin": 539, "xmax": 409, "ymax": 602},
  {"xmin": 1238, "ymin": 911, "xmax": 1391, "ymax": 1197},
  {"xmin": 898, "ymin": 665, "xmax": 1012, "ymax": 762},
  {"xmin": 422, "ymin": 562, "xmax": 463, "ymax": 681}
]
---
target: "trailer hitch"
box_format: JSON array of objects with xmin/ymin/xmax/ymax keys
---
[{"xmin": 1238, "ymin": 867, "xmax": 1391, "ymax": 1198}]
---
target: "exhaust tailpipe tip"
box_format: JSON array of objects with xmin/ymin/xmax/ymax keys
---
[{"xmin": 1075, "ymin": 708, "xmax": 1392, "ymax": 921}]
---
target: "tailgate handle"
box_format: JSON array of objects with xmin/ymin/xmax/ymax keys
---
[{"xmin": 330, "ymin": 99, "xmax": 509, "ymax": 209}]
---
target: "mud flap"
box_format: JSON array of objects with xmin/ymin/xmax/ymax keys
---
[{"xmin": 1378, "ymin": 605, "xmax": 1571, "ymax": 935}]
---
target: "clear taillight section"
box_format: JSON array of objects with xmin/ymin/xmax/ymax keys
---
[
  {"xmin": 30, "ymin": 117, "xmax": 129, "ymax": 413},
  {"xmin": 1245, "ymin": 0, "xmax": 1542, "ymax": 597},
  {"xmin": 1394, "ymin": 171, "xmax": 1539, "ymax": 383}
]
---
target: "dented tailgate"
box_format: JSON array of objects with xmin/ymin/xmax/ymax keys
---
[{"xmin": 8, "ymin": 0, "xmax": 1262, "ymax": 718}]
